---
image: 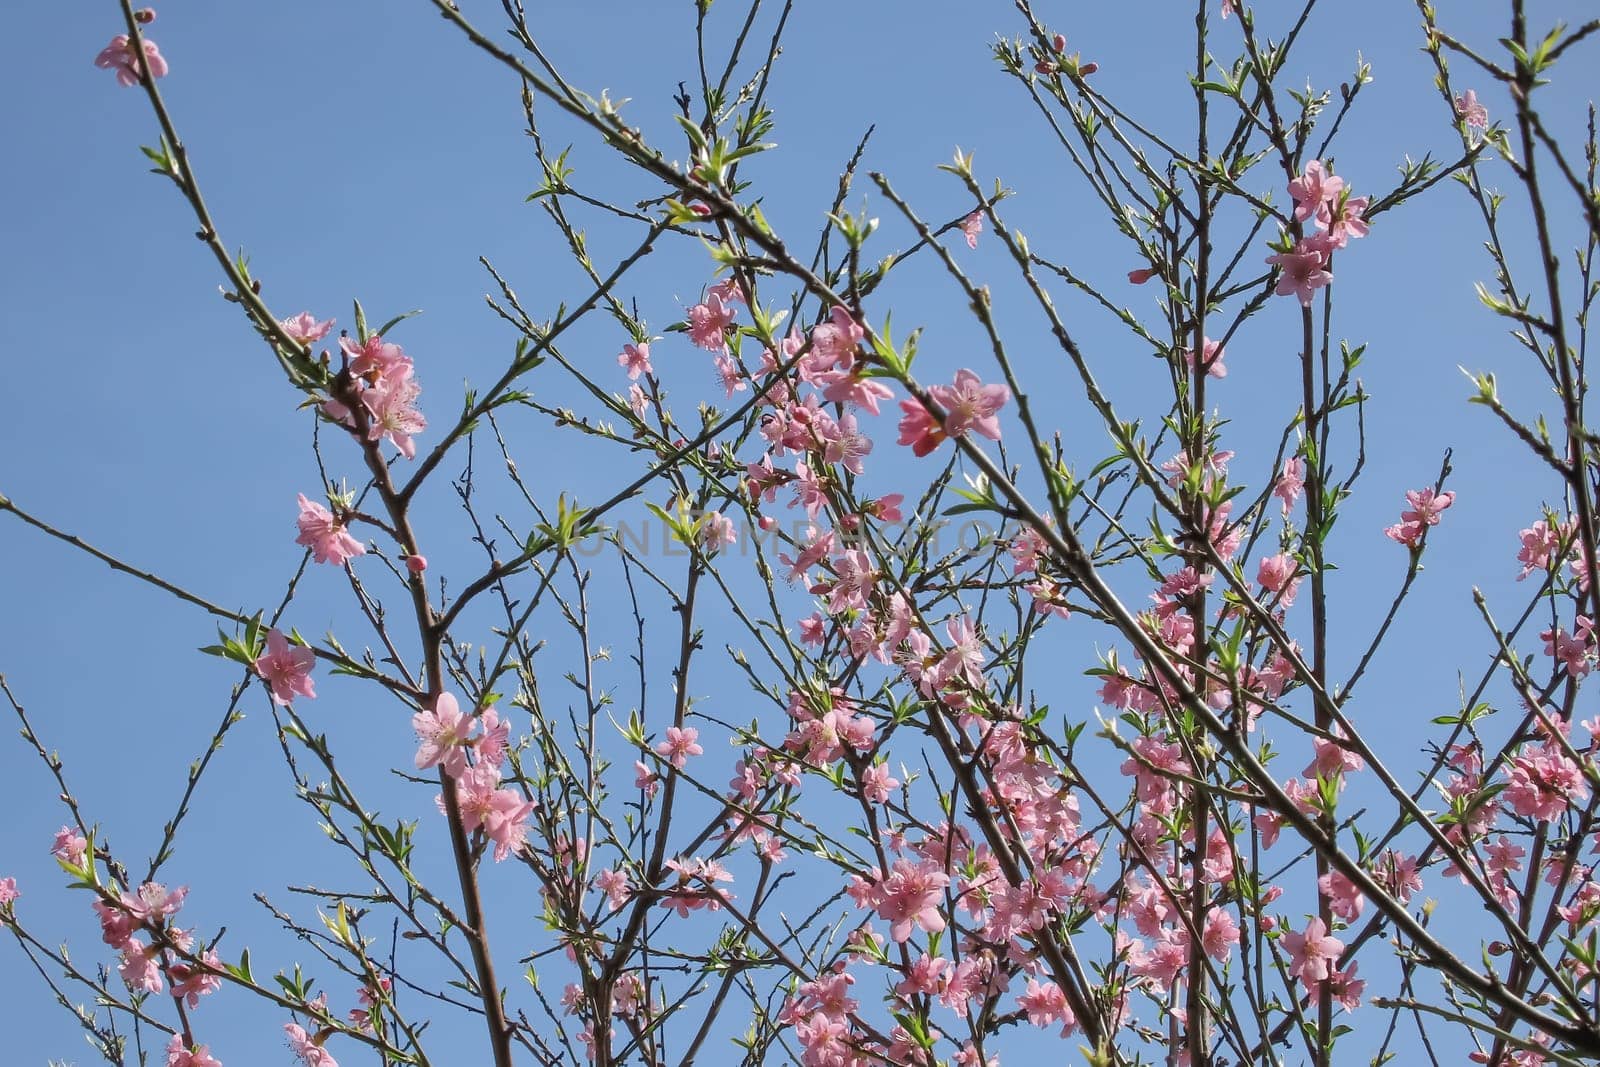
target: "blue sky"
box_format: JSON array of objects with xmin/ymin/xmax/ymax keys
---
[{"xmin": 2, "ymin": 1, "xmax": 1595, "ymax": 1064}]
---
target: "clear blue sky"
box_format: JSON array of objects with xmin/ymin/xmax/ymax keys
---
[{"xmin": 1, "ymin": 1, "xmax": 1593, "ymax": 1063}]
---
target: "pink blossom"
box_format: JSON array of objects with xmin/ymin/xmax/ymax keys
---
[
  {"xmin": 279, "ymin": 312, "xmax": 335, "ymax": 346},
  {"xmin": 627, "ymin": 383, "xmax": 649, "ymax": 419},
  {"xmin": 656, "ymin": 726, "xmax": 704, "ymax": 769},
  {"xmin": 618, "ymin": 341, "xmax": 653, "ymax": 380},
  {"xmin": 634, "ymin": 760, "xmax": 660, "ymax": 797},
  {"xmin": 0, "ymin": 877, "xmax": 17, "ymax": 907},
  {"xmin": 295, "ymin": 495, "xmax": 365, "ymax": 566},
  {"xmin": 687, "ymin": 292, "xmax": 736, "ymax": 351},
  {"xmin": 1266, "ymin": 239, "xmax": 1333, "ymax": 307},
  {"xmin": 873, "ymin": 859, "xmax": 949, "ymax": 942},
  {"xmin": 1323, "ymin": 194, "xmax": 1370, "ymax": 248},
  {"xmin": 1505, "ymin": 743, "xmax": 1589, "ymax": 822},
  {"xmin": 699, "ymin": 511, "xmax": 738, "ymax": 552},
  {"xmin": 1374, "ymin": 850, "xmax": 1423, "ymax": 903},
  {"xmin": 339, "ymin": 335, "xmax": 411, "ymax": 382},
  {"xmin": 119, "ymin": 937, "xmax": 164, "ymax": 992},
  {"xmin": 595, "ymin": 867, "xmax": 631, "ymax": 910},
  {"xmin": 480, "ymin": 787, "xmax": 537, "ymax": 862},
  {"xmin": 1202, "ymin": 907, "xmax": 1240, "ymax": 960},
  {"xmin": 361, "ymin": 371, "xmax": 427, "ymax": 459},
  {"xmin": 285, "ymin": 1022, "xmax": 338, "ymax": 1067},
  {"xmin": 713, "ymin": 352, "xmax": 748, "ymax": 397},
  {"xmin": 960, "ymin": 211, "xmax": 983, "ymax": 249},
  {"xmin": 169, "ymin": 949, "xmax": 223, "ymax": 1008},
  {"xmin": 1183, "ymin": 336, "xmax": 1227, "ymax": 379},
  {"xmin": 1455, "ymin": 89, "xmax": 1490, "ymax": 129},
  {"xmin": 166, "ymin": 1034, "xmax": 223, "ymax": 1067},
  {"xmin": 1328, "ymin": 964, "xmax": 1365, "ymax": 1012},
  {"xmin": 933, "ymin": 369, "xmax": 1010, "ymax": 441},
  {"xmin": 1256, "ymin": 553, "xmax": 1300, "ymax": 607},
  {"xmin": 807, "ymin": 307, "xmax": 864, "ymax": 371},
  {"xmin": 96, "ymin": 34, "xmax": 168, "ymax": 87},
  {"xmin": 1318, "ymin": 869, "xmax": 1365, "ymax": 922},
  {"xmin": 1274, "ymin": 456, "xmax": 1306, "ymax": 515},
  {"xmin": 861, "ymin": 762, "xmax": 899, "ymax": 804},
  {"xmin": 1016, "ymin": 978, "xmax": 1075, "ymax": 1033},
  {"xmin": 413, "ymin": 692, "xmax": 474, "ymax": 777},
  {"xmin": 1384, "ymin": 487, "xmax": 1455, "ymax": 547},
  {"xmin": 896, "ymin": 397, "xmax": 947, "ymax": 456},
  {"xmin": 51, "ymin": 826, "xmax": 88, "ymax": 867},
  {"xmin": 1517, "ymin": 518, "xmax": 1567, "ymax": 579},
  {"xmin": 254, "ymin": 628, "xmax": 316, "ymax": 706},
  {"xmin": 1288, "ymin": 160, "xmax": 1346, "ymax": 224},
  {"xmin": 1282, "ymin": 916, "xmax": 1344, "ymax": 986}
]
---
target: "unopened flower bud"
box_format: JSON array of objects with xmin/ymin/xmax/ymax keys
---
[
  {"xmin": 1488, "ymin": 941, "xmax": 1510, "ymax": 956},
  {"xmin": 134, "ymin": 8, "xmax": 157, "ymax": 23},
  {"xmin": 1079, "ymin": 61, "xmax": 1100, "ymax": 76},
  {"xmin": 1052, "ymin": 33, "xmax": 1067, "ymax": 53},
  {"xmin": 406, "ymin": 555, "xmax": 428, "ymax": 574}
]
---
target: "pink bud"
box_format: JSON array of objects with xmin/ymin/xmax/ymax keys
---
[
  {"xmin": 134, "ymin": 7, "xmax": 157, "ymax": 22},
  {"xmin": 1052, "ymin": 34, "xmax": 1067, "ymax": 53},
  {"xmin": 406, "ymin": 555, "xmax": 428, "ymax": 574},
  {"xmin": 1034, "ymin": 61, "xmax": 1055, "ymax": 74},
  {"xmin": 1079, "ymin": 61, "xmax": 1099, "ymax": 76},
  {"xmin": 758, "ymin": 515, "xmax": 778, "ymax": 532},
  {"xmin": 1128, "ymin": 267, "xmax": 1158, "ymax": 285},
  {"xmin": 689, "ymin": 202, "xmax": 712, "ymax": 217}
]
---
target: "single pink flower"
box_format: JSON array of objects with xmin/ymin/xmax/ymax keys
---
[
  {"xmin": 413, "ymin": 693, "xmax": 474, "ymax": 777},
  {"xmin": 360, "ymin": 371, "xmax": 427, "ymax": 459},
  {"xmin": 51, "ymin": 826, "xmax": 88, "ymax": 867},
  {"xmin": 279, "ymin": 312, "xmax": 335, "ymax": 346},
  {"xmin": 618, "ymin": 341, "xmax": 653, "ymax": 380},
  {"xmin": 1287, "ymin": 160, "xmax": 1345, "ymax": 224},
  {"xmin": 595, "ymin": 867, "xmax": 632, "ymax": 910},
  {"xmin": 285, "ymin": 1022, "xmax": 338, "ymax": 1067},
  {"xmin": 1318, "ymin": 870, "xmax": 1365, "ymax": 922},
  {"xmin": 687, "ymin": 292, "xmax": 736, "ymax": 352},
  {"xmin": 1282, "ymin": 917, "xmax": 1344, "ymax": 986},
  {"xmin": 96, "ymin": 34, "xmax": 169, "ymax": 87},
  {"xmin": 1455, "ymin": 89, "xmax": 1489, "ymax": 129},
  {"xmin": 897, "ymin": 397, "xmax": 947, "ymax": 456},
  {"xmin": 1182, "ymin": 336, "xmax": 1227, "ymax": 379},
  {"xmin": 959, "ymin": 211, "xmax": 983, "ymax": 249},
  {"xmin": 929, "ymin": 369, "xmax": 1010, "ymax": 441},
  {"xmin": 1266, "ymin": 239, "xmax": 1333, "ymax": 306},
  {"xmin": 254, "ymin": 628, "xmax": 317, "ymax": 706},
  {"xmin": 295, "ymin": 494, "xmax": 365, "ymax": 566},
  {"xmin": 338, "ymin": 335, "xmax": 411, "ymax": 382},
  {"xmin": 166, "ymin": 1033, "xmax": 223, "ymax": 1067},
  {"xmin": 1274, "ymin": 456, "xmax": 1306, "ymax": 515},
  {"xmin": 861, "ymin": 762, "xmax": 899, "ymax": 805},
  {"xmin": 656, "ymin": 725, "xmax": 704, "ymax": 769},
  {"xmin": 0, "ymin": 877, "xmax": 17, "ymax": 907}
]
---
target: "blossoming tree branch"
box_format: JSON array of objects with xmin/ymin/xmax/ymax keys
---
[{"xmin": 4, "ymin": 1, "xmax": 1600, "ymax": 1065}]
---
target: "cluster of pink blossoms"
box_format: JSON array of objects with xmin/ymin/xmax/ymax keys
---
[
  {"xmin": 1266, "ymin": 159, "xmax": 1370, "ymax": 306},
  {"xmin": 324, "ymin": 333, "xmax": 428, "ymax": 459},
  {"xmin": 413, "ymin": 693, "xmax": 534, "ymax": 861}
]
